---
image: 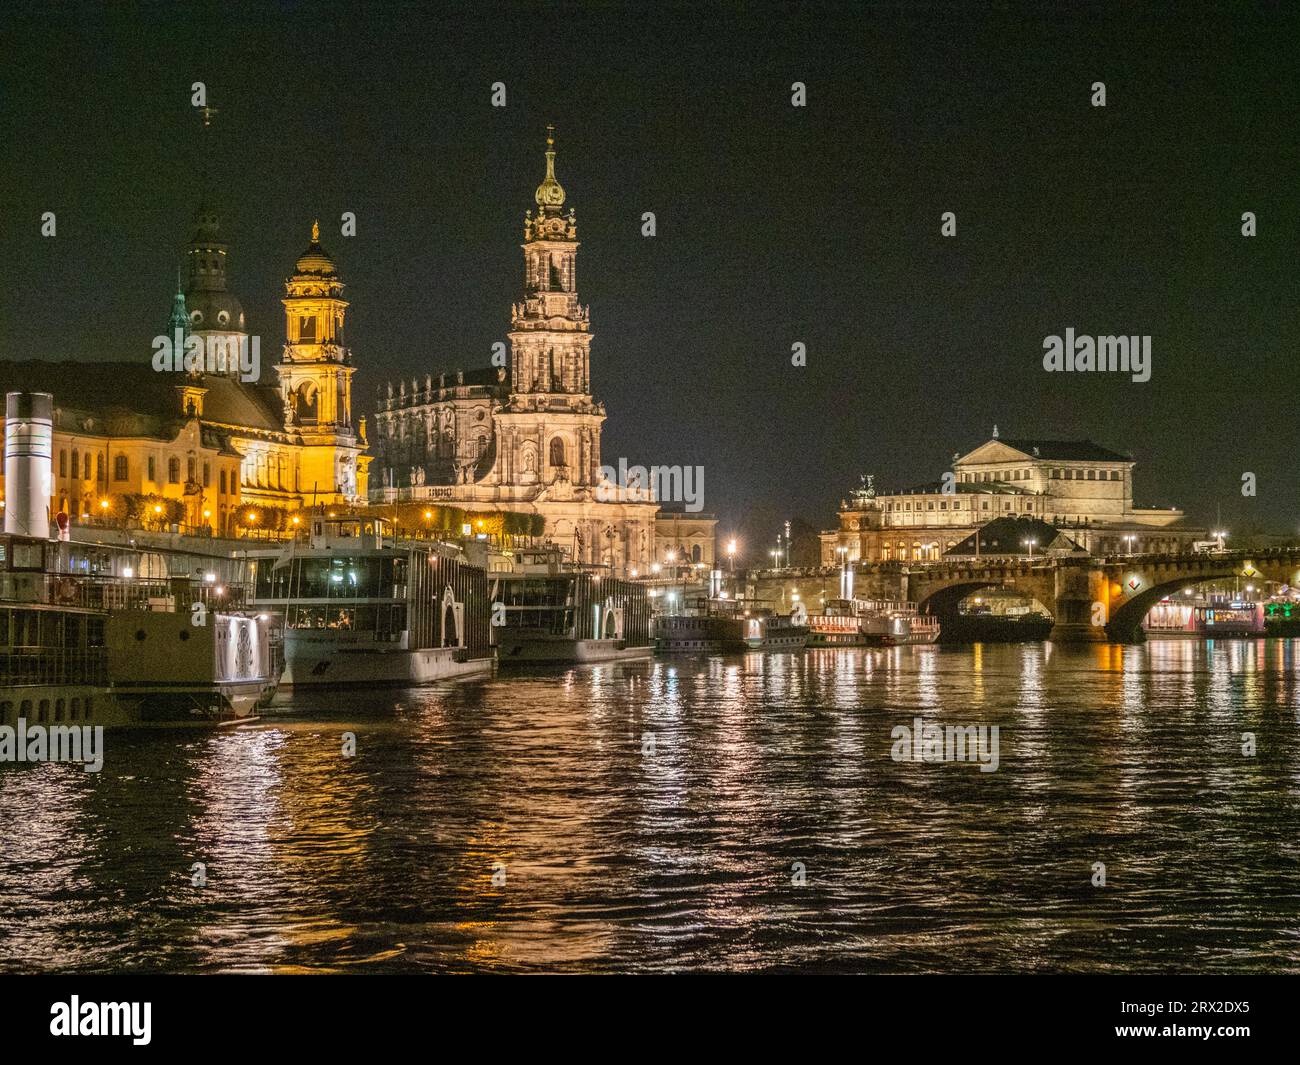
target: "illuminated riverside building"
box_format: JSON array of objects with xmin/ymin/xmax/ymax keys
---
[
  {"xmin": 371, "ymin": 130, "xmax": 663, "ymax": 577},
  {"xmin": 0, "ymin": 208, "xmax": 370, "ymax": 534},
  {"xmin": 821, "ymin": 430, "xmax": 1201, "ymax": 563}
]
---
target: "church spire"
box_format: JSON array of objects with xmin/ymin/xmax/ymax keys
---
[
  {"xmin": 534, "ymin": 125, "xmax": 565, "ymax": 210},
  {"xmin": 169, "ymin": 267, "xmax": 190, "ymax": 339}
]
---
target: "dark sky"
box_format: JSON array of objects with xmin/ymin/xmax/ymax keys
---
[{"xmin": 2, "ymin": 1, "xmax": 1298, "ymax": 556}]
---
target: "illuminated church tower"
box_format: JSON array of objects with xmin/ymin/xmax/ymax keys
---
[
  {"xmin": 183, "ymin": 198, "xmax": 248, "ymax": 374},
  {"xmin": 497, "ymin": 127, "xmax": 604, "ymax": 488},
  {"xmin": 275, "ymin": 222, "xmax": 368, "ymax": 502}
]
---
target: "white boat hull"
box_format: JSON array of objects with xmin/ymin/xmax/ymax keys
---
[
  {"xmin": 279, "ymin": 633, "xmax": 493, "ymax": 688},
  {"xmin": 497, "ymin": 632, "xmax": 653, "ymax": 664}
]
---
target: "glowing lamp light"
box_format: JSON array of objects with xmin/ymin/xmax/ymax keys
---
[{"xmin": 153, "ymin": 504, "xmax": 163, "ymax": 515}]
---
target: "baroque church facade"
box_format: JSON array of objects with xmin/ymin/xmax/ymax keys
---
[
  {"xmin": 371, "ymin": 131, "xmax": 660, "ymax": 577},
  {"xmin": 0, "ymin": 204, "xmax": 370, "ymax": 535}
]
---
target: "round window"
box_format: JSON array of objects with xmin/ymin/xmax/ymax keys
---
[
  {"xmin": 190, "ymin": 310, "xmax": 203, "ymax": 324},
  {"xmin": 217, "ymin": 310, "xmax": 230, "ymax": 325}
]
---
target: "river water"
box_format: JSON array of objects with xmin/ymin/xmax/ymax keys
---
[{"xmin": 3, "ymin": 640, "xmax": 1300, "ymax": 973}]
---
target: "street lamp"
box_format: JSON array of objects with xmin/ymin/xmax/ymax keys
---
[
  {"xmin": 1124, "ymin": 534, "xmax": 1136, "ymax": 556},
  {"xmin": 1022, "ymin": 537, "xmax": 1037, "ymax": 559},
  {"xmin": 727, "ymin": 538, "xmax": 737, "ymax": 573}
]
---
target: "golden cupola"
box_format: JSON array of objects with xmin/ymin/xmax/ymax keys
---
[{"xmin": 534, "ymin": 125, "xmax": 565, "ymax": 210}]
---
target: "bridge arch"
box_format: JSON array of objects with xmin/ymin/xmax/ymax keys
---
[
  {"xmin": 1106, "ymin": 571, "xmax": 1257, "ymax": 641},
  {"xmin": 915, "ymin": 580, "xmax": 1004, "ymax": 619}
]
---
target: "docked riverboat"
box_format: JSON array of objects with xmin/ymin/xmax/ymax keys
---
[
  {"xmin": 1, "ymin": 533, "xmax": 279, "ymax": 726},
  {"xmin": 247, "ymin": 517, "xmax": 493, "ymax": 688},
  {"xmin": 807, "ymin": 597, "xmax": 941, "ymax": 647},
  {"xmin": 654, "ymin": 597, "xmax": 810, "ymax": 653},
  {"xmin": 493, "ymin": 547, "xmax": 651, "ymax": 663}
]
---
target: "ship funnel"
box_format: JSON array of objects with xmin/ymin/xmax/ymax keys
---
[{"xmin": 4, "ymin": 392, "xmax": 54, "ymax": 538}]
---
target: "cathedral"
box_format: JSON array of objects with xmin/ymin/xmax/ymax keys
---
[{"xmin": 371, "ymin": 130, "xmax": 662, "ymax": 577}]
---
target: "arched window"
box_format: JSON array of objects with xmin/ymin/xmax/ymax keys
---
[
  {"xmin": 84, "ymin": 453, "xmax": 91, "ymax": 480},
  {"xmin": 114, "ymin": 455, "xmax": 128, "ymax": 481},
  {"xmin": 296, "ymin": 382, "xmax": 318, "ymax": 423},
  {"xmin": 71, "ymin": 449, "xmax": 79, "ymax": 480},
  {"xmin": 168, "ymin": 457, "xmax": 180, "ymax": 484},
  {"xmin": 691, "ymin": 544, "xmax": 701, "ymax": 563},
  {"xmin": 59, "ymin": 450, "xmax": 67, "ymax": 478},
  {"xmin": 187, "ymin": 457, "xmax": 197, "ymax": 483},
  {"xmin": 549, "ymin": 437, "xmax": 566, "ymax": 467}
]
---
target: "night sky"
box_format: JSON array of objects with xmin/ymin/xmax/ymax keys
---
[{"xmin": 2, "ymin": 1, "xmax": 1298, "ymax": 557}]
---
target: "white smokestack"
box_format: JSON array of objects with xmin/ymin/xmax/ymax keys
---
[{"xmin": 4, "ymin": 392, "xmax": 54, "ymax": 538}]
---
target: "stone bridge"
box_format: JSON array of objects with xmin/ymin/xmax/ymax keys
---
[{"xmin": 755, "ymin": 549, "xmax": 1300, "ymax": 642}]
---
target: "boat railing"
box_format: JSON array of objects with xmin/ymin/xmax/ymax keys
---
[{"xmin": 1, "ymin": 573, "xmax": 253, "ymax": 612}]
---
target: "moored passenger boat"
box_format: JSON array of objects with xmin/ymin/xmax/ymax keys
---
[
  {"xmin": 653, "ymin": 597, "xmax": 809, "ymax": 653},
  {"xmin": 861, "ymin": 600, "xmax": 940, "ymax": 645},
  {"xmin": 493, "ymin": 547, "xmax": 651, "ymax": 663},
  {"xmin": 1, "ymin": 533, "xmax": 279, "ymax": 725},
  {"xmin": 247, "ymin": 516, "xmax": 493, "ymax": 688},
  {"xmin": 806, "ymin": 597, "xmax": 940, "ymax": 647}
]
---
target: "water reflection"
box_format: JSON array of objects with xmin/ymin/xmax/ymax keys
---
[{"xmin": 3, "ymin": 640, "xmax": 1300, "ymax": 973}]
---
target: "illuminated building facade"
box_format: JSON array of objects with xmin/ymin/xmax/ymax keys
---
[
  {"xmin": 822, "ymin": 430, "xmax": 1201, "ymax": 563},
  {"xmin": 371, "ymin": 130, "xmax": 658, "ymax": 577},
  {"xmin": 0, "ymin": 208, "xmax": 370, "ymax": 535}
]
